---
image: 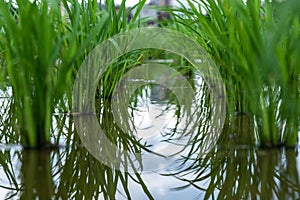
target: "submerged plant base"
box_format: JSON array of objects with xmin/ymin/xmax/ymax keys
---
[
  {"xmin": 258, "ymin": 143, "xmax": 298, "ymax": 150},
  {"xmin": 22, "ymin": 142, "xmax": 61, "ymax": 151}
]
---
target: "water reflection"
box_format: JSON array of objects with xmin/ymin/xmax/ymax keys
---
[
  {"xmin": 169, "ymin": 147, "xmax": 300, "ymax": 199},
  {"xmin": 0, "ymin": 75, "xmax": 300, "ymax": 199},
  {"xmin": 1, "ymin": 144, "xmax": 300, "ymax": 199},
  {"xmin": 0, "ymin": 146, "xmax": 154, "ymax": 199},
  {"xmin": 20, "ymin": 150, "xmax": 53, "ymax": 199}
]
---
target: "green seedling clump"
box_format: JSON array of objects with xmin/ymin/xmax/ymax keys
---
[{"xmin": 168, "ymin": 0, "xmax": 299, "ymax": 147}]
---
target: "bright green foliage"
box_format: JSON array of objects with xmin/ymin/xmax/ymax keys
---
[
  {"xmin": 0, "ymin": 0, "xmax": 298, "ymax": 148},
  {"xmin": 169, "ymin": 0, "xmax": 300, "ymax": 147},
  {"xmin": 0, "ymin": 0, "xmax": 64, "ymax": 147},
  {"xmin": 0, "ymin": 0, "xmax": 145, "ymax": 148}
]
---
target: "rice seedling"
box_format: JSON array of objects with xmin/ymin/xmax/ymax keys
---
[
  {"xmin": 168, "ymin": 0, "xmax": 300, "ymax": 147},
  {"xmin": 0, "ymin": 0, "xmax": 58, "ymax": 147},
  {"xmin": 0, "ymin": 0, "xmax": 146, "ymax": 148}
]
